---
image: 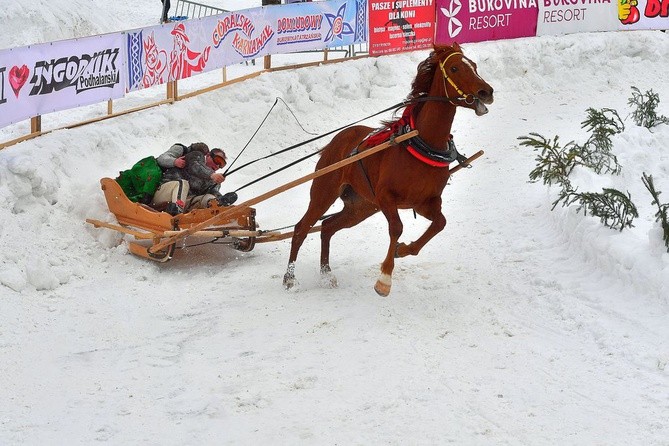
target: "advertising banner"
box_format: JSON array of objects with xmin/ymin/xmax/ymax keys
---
[
  {"xmin": 0, "ymin": 33, "xmax": 125, "ymax": 129},
  {"xmin": 617, "ymin": 0, "xmax": 669, "ymax": 30},
  {"xmin": 126, "ymin": 0, "xmax": 368, "ymax": 92},
  {"xmin": 435, "ymin": 0, "xmax": 538, "ymax": 44},
  {"xmin": 537, "ymin": 0, "xmax": 618, "ymax": 35},
  {"xmin": 368, "ymin": 0, "xmax": 436, "ymax": 56}
]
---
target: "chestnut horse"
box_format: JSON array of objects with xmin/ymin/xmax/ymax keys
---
[{"xmin": 283, "ymin": 43, "xmax": 494, "ymax": 296}]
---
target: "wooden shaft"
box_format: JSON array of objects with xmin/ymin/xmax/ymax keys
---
[
  {"xmin": 449, "ymin": 150, "xmax": 484, "ymax": 175},
  {"xmin": 149, "ymin": 130, "xmax": 419, "ymax": 254},
  {"xmin": 255, "ymin": 224, "xmax": 322, "ymax": 243},
  {"xmin": 86, "ymin": 218, "xmax": 157, "ymax": 239},
  {"xmin": 162, "ymin": 229, "xmax": 277, "ymax": 238}
]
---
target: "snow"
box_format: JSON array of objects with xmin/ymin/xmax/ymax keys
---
[{"xmin": 1, "ymin": 1, "xmax": 669, "ymax": 444}]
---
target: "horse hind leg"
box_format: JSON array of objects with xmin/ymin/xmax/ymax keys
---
[
  {"xmin": 319, "ymin": 186, "xmax": 379, "ymax": 288},
  {"xmin": 283, "ymin": 179, "xmax": 342, "ymax": 290}
]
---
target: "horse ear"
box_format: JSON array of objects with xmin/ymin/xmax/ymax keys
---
[{"xmin": 452, "ymin": 41, "xmax": 462, "ymax": 52}]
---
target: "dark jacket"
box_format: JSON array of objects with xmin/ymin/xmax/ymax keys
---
[{"xmin": 157, "ymin": 144, "xmax": 219, "ymax": 196}]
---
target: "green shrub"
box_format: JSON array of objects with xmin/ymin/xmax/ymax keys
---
[
  {"xmin": 628, "ymin": 86, "xmax": 669, "ymax": 129},
  {"xmin": 642, "ymin": 173, "xmax": 669, "ymax": 251}
]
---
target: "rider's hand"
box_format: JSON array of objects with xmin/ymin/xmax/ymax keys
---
[
  {"xmin": 174, "ymin": 156, "xmax": 186, "ymax": 168},
  {"xmin": 211, "ymin": 172, "xmax": 225, "ymax": 184}
]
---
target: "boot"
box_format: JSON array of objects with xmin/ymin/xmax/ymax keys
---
[
  {"xmin": 165, "ymin": 202, "xmax": 182, "ymax": 216},
  {"xmin": 216, "ymin": 192, "xmax": 238, "ymax": 206}
]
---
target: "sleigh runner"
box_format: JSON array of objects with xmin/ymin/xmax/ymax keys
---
[{"xmin": 85, "ymin": 178, "xmax": 268, "ymax": 262}]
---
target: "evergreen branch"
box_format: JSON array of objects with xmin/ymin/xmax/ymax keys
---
[
  {"xmin": 628, "ymin": 86, "xmax": 669, "ymax": 129},
  {"xmin": 518, "ymin": 133, "xmax": 576, "ymax": 187},
  {"xmin": 575, "ymin": 188, "xmax": 638, "ymax": 231},
  {"xmin": 554, "ymin": 186, "xmax": 638, "ymax": 231},
  {"xmin": 581, "ymin": 107, "xmax": 624, "ymax": 136},
  {"xmin": 641, "ymin": 172, "xmax": 669, "ymax": 251}
]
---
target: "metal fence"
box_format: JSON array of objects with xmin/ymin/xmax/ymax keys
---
[{"xmin": 172, "ymin": 0, "xmax": 228, "ymax": 19}]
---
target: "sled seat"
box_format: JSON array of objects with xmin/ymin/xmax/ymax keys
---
[{"xmin": 99, "ymin": 177, "xmax": 255, "ymax": 233}]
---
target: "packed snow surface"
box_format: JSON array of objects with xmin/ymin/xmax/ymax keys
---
[{"xmin": 1, "ymin": 1, "xmax": 668, "ymax": 444}]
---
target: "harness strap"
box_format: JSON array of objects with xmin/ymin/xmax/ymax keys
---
[{"xmin": 349, "ymin": 145, "xmax": 376, "ymax": 198}]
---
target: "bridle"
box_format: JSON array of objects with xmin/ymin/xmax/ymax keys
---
[{"xmin": 438, "ymin": 51, "xmax": 478, "ymax": 106}]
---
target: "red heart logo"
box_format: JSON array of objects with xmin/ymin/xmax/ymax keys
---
[{"xmin": 9, "ymin": 65, "xmax": 30, "ymax": 98}]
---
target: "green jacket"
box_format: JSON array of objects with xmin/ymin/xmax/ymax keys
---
[{"xmin": 116, "ymin": 156, "xmax": 163, "ymax": 203}]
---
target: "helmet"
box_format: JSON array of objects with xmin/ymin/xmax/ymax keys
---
[
  {"xmin": 189, "ymin": 142, "xmax": 210, "ymax": 155},
  {"xmin": 210, "ymin": 148, "xmax": 227, "ymax": 168}
]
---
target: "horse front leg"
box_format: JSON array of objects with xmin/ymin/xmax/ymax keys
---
[
  {"xmin": 375, "ymin": 204, "xmax": 403, "ymax": 297},
  {"xmin": 284, "ymin": 179, "xmax": 342, "ymax": 290},
  {"xmin": 395, "ymin": 198, "xmax": 446, "ymax": 258}
]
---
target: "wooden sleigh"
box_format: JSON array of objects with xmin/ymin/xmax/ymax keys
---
[
  {"xmin": 86, "ymin": 131, "xmax": 482, "ymax": 263},
  {"xmin": 85, "ymin": 178, "xmax": 270, "ymax": 262}
]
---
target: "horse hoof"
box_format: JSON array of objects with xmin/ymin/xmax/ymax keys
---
[
  {"xmin": 374, "ymin": 281, "xmax": 391, "ymax": 296},
  {"xmin": 283, "ymin": 274, "xmax": 297, "ymax": 290},
  {"xmin": 374, "ymin": 275, "xmax": 391, "ymax": 296},
  {"xmin": 319, "ymin": 264, "xmax": 338, "ymax": 288},
  {"xmin": 320, "ymin": 273, "xmax": 338, "ymax": 289}
]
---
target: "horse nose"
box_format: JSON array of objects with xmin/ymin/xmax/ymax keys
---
[{"xmin": 478, "ymin": 87, "xmax": 494, "ymax": 103}]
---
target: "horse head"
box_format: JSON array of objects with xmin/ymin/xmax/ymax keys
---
[{"xmin": 430, "ymin": 43, "xmax": 494, "ymax": 116}]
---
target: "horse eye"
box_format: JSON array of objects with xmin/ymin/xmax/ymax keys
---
[{"xmin": 450, "ymin": 66, "xmax": 458, "ymax": 73}]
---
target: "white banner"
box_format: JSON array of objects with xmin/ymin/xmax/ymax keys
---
[
  {"xmin": 537, "ymin": 0, "xmax": 619, "ymax": 35},
  {"xmin": 0, "ymin": 33, "xmax": 125, "ymax": 128},
  {"xmin": 126, "ymin": 0, "xmax": 368, "ymax": 92}
]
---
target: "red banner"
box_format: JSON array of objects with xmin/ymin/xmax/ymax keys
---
[{"xmin": 368, "ymin": 0, "xmax": 436, "ymax": 56}]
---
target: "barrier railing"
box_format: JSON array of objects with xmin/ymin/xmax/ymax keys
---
[
  {"xmin": 0, "ymin": 0, "xmax": 369, "ymax": 150},
  {"xmin": 172, "ymin": 0, "xmax": 228, "ymax": 20}
]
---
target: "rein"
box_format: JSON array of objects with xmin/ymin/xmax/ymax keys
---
[
  {"xmin": 227, "ymin": 51, "xmax": 474, "ymax": 190},
  {"xmin": 229, "ymin": 93, "xmax": 471, "ymax": 193}
]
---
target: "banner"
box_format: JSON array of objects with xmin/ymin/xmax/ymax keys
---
[
  {"xmin": 617, "ymin": 0, "xmax": 669, "ymax": 29},
  {"xmin": 537, "ymin": 0, "xmax": 618, "ymax": 35},
  {"xmin": 435, "ymin": 0, "xmax": 538, "ymax": 44},
  {"xmin": 368, "ymin": 0, "xmax": 436, "ymax": 56},
  {"xmin": 0, "ymin": 33, "xmax": 125, "ymax": 128},
  {"xmin": 126, "ymin": 0, "xmax": 367, "ymax": 92}
]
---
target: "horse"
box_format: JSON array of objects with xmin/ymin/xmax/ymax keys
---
[{"xmin": 283, "ymin": 42, "xmax": 494, "ymax": 296}]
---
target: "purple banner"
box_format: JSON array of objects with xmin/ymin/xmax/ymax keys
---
[
  {"xmin": 126, "ymin": 0, "xmax": 368, "ymax": 92},
  {"xmin": 435, "ymin": 0, "xmax": 538, "ymax": 44},
  {"xmin": 0, "ymin": 34, "xmax": 125, "ymax": 129}
]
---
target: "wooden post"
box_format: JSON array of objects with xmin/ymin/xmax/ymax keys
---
[
  {"xmin": 30, "ymin": 116, "xmax": 41, "ymax": 134},
  {"xmin": 222, "ymin": 67, "xmax": 227, "ymax": 83},
  {"xmin": 107, "ymin": 99, "xmax": 113, "ymax": 115},
  {"xmin": 167, "ymin": 80, "xmax": 178, "ymax": 101},
  {"xmin": 324, "ymin": 48, "xmax": 329, "ymax": 62},
  {"xmin": 264, "ymin": 55, "xmax": 272, "ymax": 70}
]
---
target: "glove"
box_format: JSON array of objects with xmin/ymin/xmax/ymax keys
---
[{"xmin": 216, "ymin": 192, "xmax": 238, "ymax": 206}]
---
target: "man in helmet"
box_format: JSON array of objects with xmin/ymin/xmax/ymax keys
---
[
  {"xmin": 184, "ymin": 147, "xmax": 237, "ymax": 209},
  {"xmin": 152, "ymin": 142, "xmax": 235, "ymax": 215}
]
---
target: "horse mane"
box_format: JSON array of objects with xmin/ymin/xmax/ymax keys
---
[
  {"xmin": 380, "ymin": 46, "xmax": 453, "ymax": 128},
  {"xmin": 409, "ymin": 49, "xmax": 440, "ymax": 100}
]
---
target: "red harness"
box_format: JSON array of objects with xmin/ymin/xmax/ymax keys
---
[{"xmin": 362, "ymin": 106, "xmax": 453, "ymax": 168}]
